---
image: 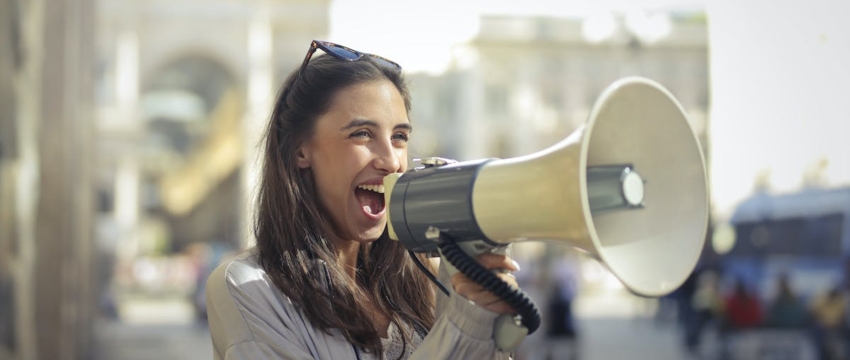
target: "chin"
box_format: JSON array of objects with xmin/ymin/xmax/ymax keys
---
[
  {"xmin": 357, "ymin": 226, "xmax": 386, "ymax": 243},
  {"xmin": 358, "ymin": 232, "xmax": 383, "ymax": 243}
]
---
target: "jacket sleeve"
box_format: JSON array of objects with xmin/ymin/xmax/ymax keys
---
[
  {"xmin": 409, "ymin": 261, "xmax": 513, "ymax": 359},
  {"xmin": 206, "ymin": 259, "xmax": 350, "ymax": 360}
]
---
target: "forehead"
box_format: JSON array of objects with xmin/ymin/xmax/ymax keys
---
[{"xmin": 321, "ymin": 80, "xmax": 409, "ymax": 126}]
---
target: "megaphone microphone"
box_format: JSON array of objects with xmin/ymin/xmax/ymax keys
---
[{"xmin": 383, "ymin": 77, "xmax": 709, "ymax": 351}]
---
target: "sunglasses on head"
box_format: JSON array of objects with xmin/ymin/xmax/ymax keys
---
[{"xmin": 298, "ymin": 40, "xmax": 402, "ymax": 77}]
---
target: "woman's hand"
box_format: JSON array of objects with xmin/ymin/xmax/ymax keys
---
[{"xmin": 451, "ymin": 253, "xmax": 520, "ymax": 314}]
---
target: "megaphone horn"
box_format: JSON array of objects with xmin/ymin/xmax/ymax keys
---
[{"xmin": 384, "ymin": 76, "xmax": 709, "ymax": 297}]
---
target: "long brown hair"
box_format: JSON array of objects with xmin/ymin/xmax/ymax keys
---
[{"xmin": 255, "ymin": 54, "xmax": 436, "ymax": 358}]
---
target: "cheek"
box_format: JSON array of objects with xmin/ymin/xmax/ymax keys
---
[
  {"xmin": 313, "ymin": 164, "xmax": 348, "ymax": 196},
  {"xmin": 396, "ymin": 148, "xmax": 409, "ymax": 171},
  {"xmin": 312, "ymin": 152, "xmax": 361, "ymax": 197}
]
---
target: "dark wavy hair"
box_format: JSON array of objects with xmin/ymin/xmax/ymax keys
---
[{"xmin": 254, "ymin": 54, "xmax": 436, "ymax": 358}]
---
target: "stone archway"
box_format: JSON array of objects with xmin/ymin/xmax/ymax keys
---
[
  {"xmin": 141, "ymin": 55, "xmax": 237, "ymax": 154},
  {"xmin": 138, "ymin": 54, "xmax": 244, "ymax": 253}
]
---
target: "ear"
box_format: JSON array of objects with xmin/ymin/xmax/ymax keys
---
[{"xmin": 296, "ymin": 146, "xmax": 311, "ymax": 169}]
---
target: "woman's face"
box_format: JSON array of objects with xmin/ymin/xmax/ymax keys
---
[{"xmin": 298, "ymin": 79, "xmax": 410, "ymax": 244}]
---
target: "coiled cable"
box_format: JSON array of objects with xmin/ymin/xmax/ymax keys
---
[{"xmin": 437, "ymin": 235, "xmax": 542, "ymax": 334}]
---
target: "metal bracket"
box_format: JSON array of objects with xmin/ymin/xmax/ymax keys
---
[{"xmin": 413, "ymin": 157, "xmax": 458, "ymax": 170}]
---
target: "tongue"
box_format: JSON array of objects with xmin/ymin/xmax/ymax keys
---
[{"xmin": 355, "ymin": 188, "xmax": 384, "ymax": 215}]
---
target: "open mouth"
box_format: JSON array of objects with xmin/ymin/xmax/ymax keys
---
[{"xmin": 355, "ymin": 184, "xmax": 385, "ymax": 215}]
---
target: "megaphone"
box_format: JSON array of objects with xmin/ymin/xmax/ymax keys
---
[{"xmin": 383, "ymin": 77, "xmax": 709, "ymax": 349}]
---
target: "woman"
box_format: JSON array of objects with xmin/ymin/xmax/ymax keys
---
[{"xmin": 206, "ymin": 40, "xmax": 521, "ymax": 360}]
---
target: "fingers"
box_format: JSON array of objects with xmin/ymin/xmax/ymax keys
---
[
  {"xmin": 452, "ymin": 271, "xmax": 518, "ymax": 295},
  {"xmin": 474, "ymin": 253, "xmax": 520, "ymax": 272},
  {"xmin": 451, "ymin": 253, "xmax": 522, "ymax": 314},
  {"xmin": 453, "ymin": 272, "xmax": 519, "ymax": 314}
]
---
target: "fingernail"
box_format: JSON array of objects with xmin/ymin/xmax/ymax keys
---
[{"xmin": 511, "ymin": 260, "xmax": 521, "ymax": 272}]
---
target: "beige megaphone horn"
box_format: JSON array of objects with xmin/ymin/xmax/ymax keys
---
[{"xmin": 384, "ymin": 76, "xmax": 709, "ymax": 298}]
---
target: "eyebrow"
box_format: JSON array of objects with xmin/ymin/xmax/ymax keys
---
[{"xmin": 339, "ymin": 119, "xmax": 413, "ymax": 132}]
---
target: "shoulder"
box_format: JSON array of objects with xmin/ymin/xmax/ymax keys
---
[
  {"xmin": 206, "ymin": 250, "xmax": 350, "ymax": 358},
  {"xmin": 207, "ymin": 251, "xmax": 354, "ymax": 359},
  {"xmin": 206, "ymin": 249, "xmax": 278, "ymax": 317},
  {"xmin": 206, "ymin": 248, "xmax": 329, "ymax": 322},
  {"xmin": 206, "ymin": 249, "xmax": 268, "ymax": 303},
  {"xmin": 208, "ymin": 250, "xmax": 267, "ymax": 289},
  {"xmin": 206, "ymin": 249, "xmax": 299, "ymax": 314},
  {"xmin": 206, "ymin": 250, "xmax": 299, "ymax": 351}
]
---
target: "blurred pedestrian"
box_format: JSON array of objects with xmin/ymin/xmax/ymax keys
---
[
  {"xmin": 185, "ymin": 242, "xmax": 213, "ymax": 324},
  {"xmin": 809, "ymin": 285, "xmax": 847, "ymax": 360},
  {"xmin": 544, "ymin": 258, "xmax": 580, "ymax": 360},
  {"xmin": 723, "ymin": 278, "xmax": 763, "ymax": 330},
  {"xmin": 765, "ymin": 274, "xmax": 808, "ymax": 328},
  {"xmin": 671, "ymin": 267, "xmax": 699, "ymax": 328},
  {"xmin": 685, "ymin": 270, "xmax": 724, "ymax": 355}
]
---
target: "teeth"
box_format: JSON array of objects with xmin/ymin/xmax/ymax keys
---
[{"xmin": 357, "ymin": 184, "xmax": 385, "ymax": 193}]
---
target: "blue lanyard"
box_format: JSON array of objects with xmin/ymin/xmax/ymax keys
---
[{"xmin": 353, "ymin": 344, "xmax": 361, "ymax": 360}]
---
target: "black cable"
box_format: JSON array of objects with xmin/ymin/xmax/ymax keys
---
[
  {"xmin": 409, "ymin": 250, "xmax": 450, "ymax": 296},
  {"xmin": 437, "ymin": 235, "xmax": 542, "ymax": 334}
]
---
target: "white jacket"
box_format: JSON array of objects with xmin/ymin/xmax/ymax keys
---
[{"xmin": 206, "ymin": 250, "xmax": 512, "ymax": 359}]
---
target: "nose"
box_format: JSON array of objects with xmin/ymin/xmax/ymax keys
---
[{"xmin": 372, "ymin": 139, "xmax": 403, "ymax": 174}]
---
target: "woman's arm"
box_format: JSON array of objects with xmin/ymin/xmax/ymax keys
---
[
  {"xmin": 409, "ymin": 256, "xmax": 516, "ymax": 359},
  {"xmin": 206, "ymin": 258, "xmax": 356, "ymax": 360}
]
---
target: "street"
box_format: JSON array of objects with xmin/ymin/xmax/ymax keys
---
[{"xmin": 94, "ymin": 290, "xmax": 694, "ymax": 360}]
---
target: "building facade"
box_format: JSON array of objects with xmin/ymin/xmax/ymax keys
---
[
  {"xmin": 409, "ymin": 14, "xmax": 709, "ymax": 162},
  {"xmin": 1, "ymin": 1, "xmax": 331, "ymax": 359}
]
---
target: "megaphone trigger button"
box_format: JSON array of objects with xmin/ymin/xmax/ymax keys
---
[{"xmin": 424, "ymin": 226, "xmax": 441, "ymax": 240}]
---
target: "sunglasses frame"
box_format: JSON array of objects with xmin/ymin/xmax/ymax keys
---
[{"xmin": 298, "ymin": 40, "xmax": 401, "ymax": 77}]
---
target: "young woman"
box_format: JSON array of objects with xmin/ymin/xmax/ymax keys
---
[{"xmin": 206, "ymin": 40, "xmax": 520, "ymax": 360}]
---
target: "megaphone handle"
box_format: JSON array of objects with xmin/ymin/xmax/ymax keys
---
[
  {"xmin": 471, "ymin": 242, "xmax": 532, "ymax": 346},
  {"xmin": 437, "ymin": 237, "xmax": 540, "ymax": 352}
]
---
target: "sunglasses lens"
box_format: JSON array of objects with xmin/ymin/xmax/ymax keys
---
[
  {"xmin": 371, "ymin": 57, "xmax": 401, "ymax": 70},
  {"xmin": 326, "ymin": 45, "xmax": 360, "ymax": 60}
]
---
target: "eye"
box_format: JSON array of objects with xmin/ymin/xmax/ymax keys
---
[
  {"xmin": 392, "ymin": 132, "xmax": 410, "ymax": 143},
  {"xmin": 350, "ymin": 130, "xmax": 372, "ymax": 139}
]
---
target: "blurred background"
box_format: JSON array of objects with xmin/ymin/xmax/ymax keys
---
[{"xmin": 1, "ymin": 0, "xmax": 849, "ymax": 359}]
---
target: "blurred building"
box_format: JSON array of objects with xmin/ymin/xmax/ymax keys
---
[
  {"xmin": 95, "ymin": 0, "xmax": 331, "ymax": 271},
  {"xmin": 409, "ymin": 13, "xmax": 709, "ymax": 161},
  {"xmin": 2, "ymin": 0, "xmax": 98, "ymax": 359},
  {"xmin": 1, "ymin": 0, "xmax": 331, "ymax": 359}
]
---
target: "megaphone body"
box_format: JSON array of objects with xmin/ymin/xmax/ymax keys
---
[{"xmin": 383, "ymin": 77, "xmax": 709, "ymax": 349}]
